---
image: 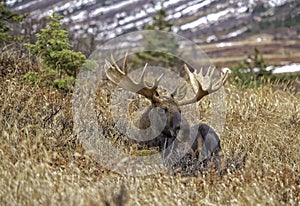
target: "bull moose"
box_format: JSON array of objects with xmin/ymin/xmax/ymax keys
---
[{"xmin": 105, "ymin": 54, "xmax": 228, "ymax": 166}]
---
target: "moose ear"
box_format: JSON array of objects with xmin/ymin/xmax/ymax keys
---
[{"xmin": 171, "ymin": 82, "xmax": 187, "ymax": 101}]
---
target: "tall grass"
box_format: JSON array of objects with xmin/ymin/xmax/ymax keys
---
[
  {"xmin": 0, "ymin": 73, "xmax": 299, "ymax": 205},
  {"xmin": 0, "ymin": 44, "xmax": 41, "ymax": 78}
]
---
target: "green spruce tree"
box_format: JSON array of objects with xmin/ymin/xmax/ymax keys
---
[
  {"xmin": 145, "ymin": 9, "xmax": 172, "ymax": 31},
  {"xmin": 26, "ymin": 11, "xmax": 86, "ymax": 78},
  {"xmin": 0, "ymin": 0, "xmax": 26, "ymax": 46},
  {"xmin": 131, "ymin": 8, "xmax": 182, "ymax": 74},
  {"xmin": 230, "ymin": 47, "xmax": 273, "ymax": 87},
  {"xmin": 25, "ymin": 11, "xmax": 86, "ymax": 91}
]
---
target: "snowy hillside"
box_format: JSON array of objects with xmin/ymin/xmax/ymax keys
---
[{"xmin": 8, "ymin": 0, "xmax": 299, "ymax": 42}]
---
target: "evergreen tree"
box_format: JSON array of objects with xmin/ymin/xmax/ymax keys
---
[
  {"xmin": 26, "ymin": 11, "xmax": 86, "ymax": 78},
  {"xmin": 0, "ymin": 0, "xmax": 26, "ymax": 45},
  {"xmin": 131, "ymin": 8, "xmax": 182, "ymax": 74},
  {"xmin": 145, "ymin": 9, "xmax": 172, "ymax": 31},
  {"xmin": 230, "ymin": 47, "xmax": 273, "ymax": 87}
]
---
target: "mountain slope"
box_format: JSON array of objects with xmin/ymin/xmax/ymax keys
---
[{"xmin": 8, "ymin": 0, "xmax": 299, "ymax": 43}]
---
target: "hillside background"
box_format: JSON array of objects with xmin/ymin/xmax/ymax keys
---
[{"xmin": 7, "ymin": 0, "xmax": 300, "ymax": 68}]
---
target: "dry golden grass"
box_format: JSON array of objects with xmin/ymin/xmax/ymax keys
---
[
  {"xmin": 0, "ymin": 45, "xmax": 41, "ymax": 77},
  {"xmin": 0, "ymin": 75, "xmax": 299, "ymax": 205},
  {"xmin": 199, "ymin": 36, "xmax": 300, "ymax": 68}
]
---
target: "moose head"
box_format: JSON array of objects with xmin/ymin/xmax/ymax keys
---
[{"xmin": 105, "ymin": 54, "xmax": 228, "ymax": 163}]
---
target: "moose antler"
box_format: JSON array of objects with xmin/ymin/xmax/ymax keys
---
[
  {"xmin": 105, "ymin": 54, "xmax": 164, "ymax": 102},
  {"xmin": 105, "ymin": 55, "xmax": 228, "ymax": 106},
  {"xmin": 178, "ymin": 64, "xmax": 228, "ymax": 106}
]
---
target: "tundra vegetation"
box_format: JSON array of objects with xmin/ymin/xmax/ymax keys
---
[{"xmin": 0, "ymin": 4, "xmax": 299, "ymax": 206}]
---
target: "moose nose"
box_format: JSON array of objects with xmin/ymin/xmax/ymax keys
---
[
  {"xmin": 172, "ymin": 111, "xmax": 182, "ymax": 124},
  {"xmin": 171, "ymin": 111, "xmax": 182, "ymax": 134}
]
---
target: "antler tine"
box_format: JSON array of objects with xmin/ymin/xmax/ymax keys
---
[
  {"xmin": 105, "ymin": 59, "xmax": 113, "ymax": 69},
  {"xmin": 123, "ymin": 52, "xmax": 128, "ymax": 74},
  {"xmin": 111, "ymin": 54, "xmax": 124, "ymax": 73},
  {"xmin": 184, "ymin": 64, "xmax": 200, "ymax": 95},
  {"xmin": 139, "ymin": 63, "xmax": 164, "ymax": 90},
  {"xmin": 105, "ymin": 55, "xmax": 164, "ymax": 103},
  {"xmin": 208, "ymin": 66, "xmax": 216, "ymax": 77},
  {"xmin": 139, "ymin": 63, "xmax": 148, "ymax": 83},
  {"xmin": 105, "ymin": 57, "xmax": 125, "ymax": 78},
  {"xmin": 199, "ymin": 67, "xmax": 204, "ymax": 75},
  {"xmin": 154, "ymin": 73, "xmax": 165, "ymax": 88},
  {"xmin": 212, "ymin": 69, "xmax": 228, "ymax": 91},
  {"xmin": 178, "ymin": 64, "xmax": 228, "ymax": 106}
]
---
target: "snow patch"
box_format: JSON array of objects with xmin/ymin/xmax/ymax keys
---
[
  {"xmin": 173, "ymin": 12, "xmax": 182, "ymax": 19},
  {"xmin": 55, "ymin": 0, "xmax": 96, "ymax": 13},
  {"xmin": 182, "ymin": 0, "xmax": 216, "ymax": 15},
  {"xmin": 268, "ymin": 0, "xmax": 287, "ymax": 7},
  {"xmin": 237, "ymin": 6, "xmax": 248, "ymax": 13},
  {"xmin": 206, "ymin": 35, "xmax": 217, "ymax": 43},
  {"xmin": 13, "ymin": 1, "xmax": 36, "ymax": 10},
  {"xmin": 225, "ymin": 27, "xmax": 248, "ymax": 38},
  {"xmin": 207, "ymin": 8, "xmax": 233, "ymax": 22},
  {"xmin": 70, "ymin": 11, "xmax": 87, "ymax": 22},
  {"xmin": 272, "ymin": 63, "xmax": 300, "ymax": 74},
  {"xmin": 90, "ymin": 0, "xmax": 138, "ymax": 17},
  {"xmin": 6, "ymin": 0, "xmax": 17, "ymax": 6},
  {"xmin": 222, "ymin": 67, "xmax": 232, "ymax": 74},
  {"xmin": 163, "ymin": 0, "xmax": 185, "ymax": 7},
  {"xmin": 180, "ymin": 8, "xmax": 233, "ymax": 30},
  {"xmin": 216, "ymin": 42, "xmax": 233, "ymax": 48},
  {"xmin": 223, "ymin": 63, "xmax": 300, "ymax": 74}
]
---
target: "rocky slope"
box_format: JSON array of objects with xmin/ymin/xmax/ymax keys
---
[{"xmin": 8, "ymin": 0, "xmax": 300, "ymax": 43}]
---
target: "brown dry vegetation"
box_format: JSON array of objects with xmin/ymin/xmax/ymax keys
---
[
  {"xmin": 0, "ymin": 56, "xmax": 300, "ymax": 205},
  {"xmin": 199, "ymin": 35, "xmax": 300, "ymax": 68}
]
